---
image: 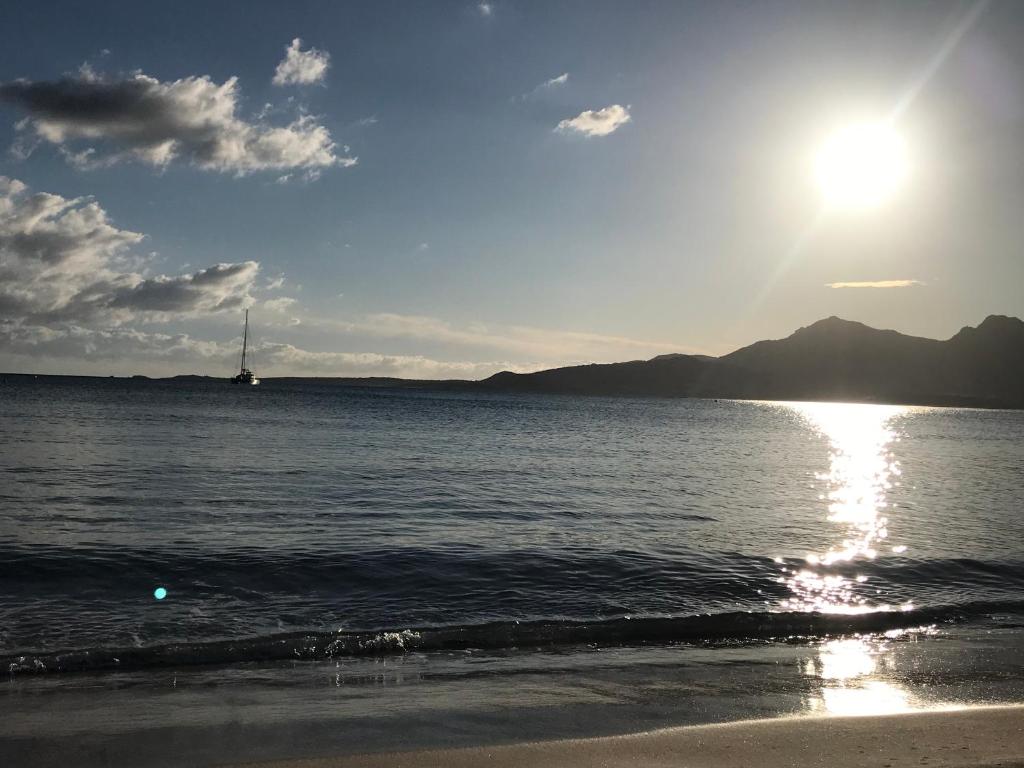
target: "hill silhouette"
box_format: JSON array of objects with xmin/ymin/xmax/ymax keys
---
[{"xmin": 476, "ymin": 315, "xmax": 1024, "ymax": 408}]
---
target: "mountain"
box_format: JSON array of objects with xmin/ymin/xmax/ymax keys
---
[{"xmin": 477, "ymin": 315, "xmax": 1024, "ymax": 408}]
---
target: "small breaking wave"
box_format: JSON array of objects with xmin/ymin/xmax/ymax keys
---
[{"xmin": 6, "ymin": 600, "xmax": 1022, "ymax": 676}]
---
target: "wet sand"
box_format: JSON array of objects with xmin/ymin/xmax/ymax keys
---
[{"xmin": 231, "ymin": 706, "xmax": 1024, "ymax": 768}]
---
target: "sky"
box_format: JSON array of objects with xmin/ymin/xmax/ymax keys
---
[{"xmin": 1, "ymin": 0, "xmax": 1023, "ymax": 378}]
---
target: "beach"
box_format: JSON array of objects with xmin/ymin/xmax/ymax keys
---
[{"xmin": 233, "ymin": 707, "xmax": 1024, "ymax": 768}]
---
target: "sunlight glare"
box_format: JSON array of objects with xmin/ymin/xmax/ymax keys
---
[
  {"xmin": 780, "ymin": 403, "xmax": 907, "ymax": 613},
  {"xmin": 815, "ymin": 123, "xmax": 908, "ymax": 210},
  {"xmin": 805, "ymin": 637, "xmax": 914, "ymax": 717}
]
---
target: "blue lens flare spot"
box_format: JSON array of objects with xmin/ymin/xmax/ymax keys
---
[{"xmin": 153, "ymin": 587, "xmax": 167, "ymax": 600}]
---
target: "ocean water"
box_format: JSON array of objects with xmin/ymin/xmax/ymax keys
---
[{"xmin": 1, "ymin": 376, "xmax": 1023, "ymax": 764}]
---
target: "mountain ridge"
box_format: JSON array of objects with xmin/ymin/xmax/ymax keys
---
[{"xmin": 474, "ymin": 315, "xmax": 1024, "ymax": 408}]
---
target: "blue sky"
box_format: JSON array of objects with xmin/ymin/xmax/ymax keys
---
[{"xmin": 1, "ymin": 0, "xmax": 1022, "ymax": 377}]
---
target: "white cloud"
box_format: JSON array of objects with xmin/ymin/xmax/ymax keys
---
[
  {"xmin": 825, "ymin": 280, "xmax": 923, "ymax": 289},
  {"xmin": 0, "ymin": 70, "xmax": 354, "ymax": 175},
  {"xmin": 477, "ymin": 2, "xmax": 494, "ymax": 17},
  {"xmin": 272, "ymin": 38, "xmax": 330, "ymax": 86},
  {"xmin": 0, "ymin": 323, "xmax": 231, "ymax": 363},
  {"xmin": 0, "ymin": 176, "xmax": 259, "ymax": 325},
  {"xmin": 262, "ymin": 296, "xmax": 297, "ymax": 312},
  {"xmin": 555, "ymin": 104, "xmax": 631, "ymax": 137},
  {"xmin": 518, "ymin": 73, "xmax": 570, "ymax": 101}
]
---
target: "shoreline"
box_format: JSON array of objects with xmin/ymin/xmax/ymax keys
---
[{"xmin": 230, "ymin": 706, "xmax": 1024, "ymax": 768}]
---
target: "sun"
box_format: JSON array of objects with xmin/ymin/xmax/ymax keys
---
[{"xmin": 814, "ymin": 122, "xmax": 908, "ymax": 211}]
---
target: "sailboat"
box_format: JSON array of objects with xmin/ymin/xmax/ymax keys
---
[{"xmin": 231, "ymin": 309, "xmax": 260, "ymax": 385}]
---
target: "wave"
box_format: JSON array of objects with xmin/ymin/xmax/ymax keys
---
[
  {"xmin": 5, "ymin": 545, "xmax": 1023, "ymax": 593},
  {"xmin": 6, "ymin": 599, "xmax": 1023, "ymax": 676}
]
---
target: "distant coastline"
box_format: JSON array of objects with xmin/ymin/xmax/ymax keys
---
[{"xmin": 4, "ymin": 314, "xmax": 1022, "ymax": 409}]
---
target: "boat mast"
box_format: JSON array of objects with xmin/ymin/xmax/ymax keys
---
[{"xmin": 241, "ymin": 309, "xmax": 248, "ymax": 373}]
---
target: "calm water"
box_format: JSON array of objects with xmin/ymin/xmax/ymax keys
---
[
  {"xmin": 1, "ymin": 376, "xmax": 1024, "ymax": 764},
  {"xmin": 2, "ymin": 376, "xmax": 1022, "ymax": 663}
]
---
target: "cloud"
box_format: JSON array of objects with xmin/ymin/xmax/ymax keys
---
[
  {"xmin": 272, "ymin": 38, "xmax": 330, "ymax": 86},
  {"xmin": 477, "ymin": 2, "xmax": 494, "ymax": 17},
  {"xmin": 0, "ymin": 178, "xmax": 699, "ymax": 378},
  {"xmin": 555, "ymin": 104, "xmax": 631, "ymax": 137},
  {"xmin": 256, "ymin": 343, "xmax": 533, "ymax": 379},
  {"xmin": 312, "ymin": 312, "xmax": 695, "ymax": 362},
  {"xmin": 0, "ymin": 322, "xmax": 538, "ymax": 379},
  {"xmin": 0, "ymin": 308, "xmax": 698, "ymax": 377},
  {"xmin": 0, "ymin": 70, "xmax": 354, "ymax": 174},
  {"xmin": 262, "ymin": 296, "xmax": 297, "ymax": 312},
  {"xmin": 0, "ymin": 322, "xmax": 231, "ymax": 364},
  {"xmin": 0, "ymin": 176, "xmax": 258, "ymax": 324},
  {"xmin": 825, "ymin": 280, "xmax": 923, "ymax": 289},
  {"xmin": 95, "ymin": 262, "xmax": 259, "ymax": 318},
  {"xmin": 518, "ymin": 73, "xmax": 569, "ymax": 101}
]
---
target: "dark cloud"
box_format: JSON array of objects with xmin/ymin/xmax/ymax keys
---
[
  {"xmin": 1, "ymin": 77, "xmax": 164, "ymax": 124},
  {"xmin": 0, "ymin": 71, "xmax": 355, "ymax": 173},
  {"xmin": 0, "ymin": 176, "xmax": 259, "ymax": 324},
  {"xmin": 107, "ymin": 263, "xmax": 257, "ymax": 313}
]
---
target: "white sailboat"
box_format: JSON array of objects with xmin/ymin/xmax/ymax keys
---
[{"xmin": 231, "ymin": 309, "xmax": 260, "ymax": 385}]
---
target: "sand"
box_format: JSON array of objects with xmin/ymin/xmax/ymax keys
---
[{"xmin": 230, "ymin": 706, "xmax": 1024, "ymax": 768}]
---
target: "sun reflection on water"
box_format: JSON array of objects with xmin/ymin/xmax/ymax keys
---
[
  {"xmin": 780, "ymin": 402, "xmax": 908, "ymax": 613},
  {"xmin": 805, "ymin": 635, "xmax": 915, "ymax": 716}
]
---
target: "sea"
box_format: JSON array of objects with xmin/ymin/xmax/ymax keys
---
[{"xmin": 1, "ymin": 375, "xmax": 1023, "ymax": 766}]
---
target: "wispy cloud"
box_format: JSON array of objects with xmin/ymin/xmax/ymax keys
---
[
  {"xmin": 477, "ymin": 2, "xmax": 494, "ymax": 17},
  {"xmin": 540, "ymin": 72, "xmax": 568, "ymax": 89},
  {"xmin": 825, "ymin": 280, "xmax": 923, "ymax": 289},
  {"xmin": 256, "ymin": 344, "xmax": 531, "ymax": 379},
  {"xmin": 555, "ymin": 104, "xmax": 631, "ymax": 137},
  {"xmin": 308, "ymin": 312, "xmax": 697, "ymax": 362},
  {"xmin": 272, "ymin": 38, "xmax": 330, "ymax": 86},
  {"xmin": 518, "ymin": 73, "xmax": 569, "ymax": 102},
  {"xmin": 0, "ymin": 322, "xmax": 540, "ymax": 380},
  {"xmin": 262, "ymin": 296, "xmax": 298, "ymax": 313}
]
